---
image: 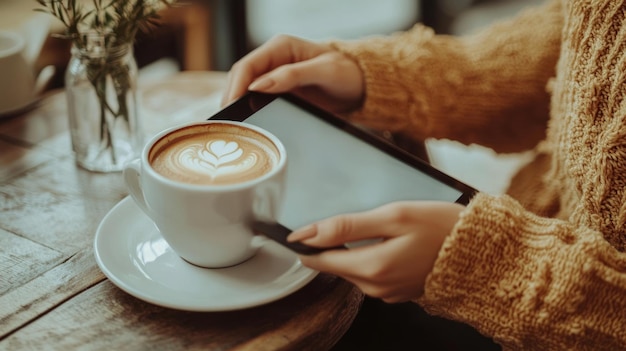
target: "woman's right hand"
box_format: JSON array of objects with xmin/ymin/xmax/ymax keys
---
[
  {"xmin": 221, "ymin": 35, "xmax": 365, "ymax": 114},
  {"xmin": 286, "ymin": 201, "xmax": 466, "ymax": 303}
]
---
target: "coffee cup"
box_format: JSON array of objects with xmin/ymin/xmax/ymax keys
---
[
  {"xmin": 0, "ymin": 30, "xmax": 55, "ymax": 115},
  {"xmin": 123, "ymin": 120, "xmax": 287, "ymax": 268}
]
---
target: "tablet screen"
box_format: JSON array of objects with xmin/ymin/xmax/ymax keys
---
[{"xmin": 211, "ymin": 94, "xmax": 474, "ymax": 230}]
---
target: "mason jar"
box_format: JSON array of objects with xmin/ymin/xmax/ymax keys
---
[{"xmin": 65, "ymin": 38, "xmax": 142, "ymax": 172}]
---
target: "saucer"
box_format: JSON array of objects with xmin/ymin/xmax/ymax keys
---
[{"xmin": 94, "ymin": 196, "xmax": 318, "ymax": 311}]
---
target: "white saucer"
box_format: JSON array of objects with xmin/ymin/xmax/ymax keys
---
[{"xmin": 94, "ymin": 196, "xmax": 318, "ymax": 311}]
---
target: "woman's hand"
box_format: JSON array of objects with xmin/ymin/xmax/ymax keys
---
[
  {"xmin": 221, "ymin": 35, "xmax": 365, "ymax": 113},
  {"xmin": 287, "ymin": 201, "xmax": 465, "ymax": 303}
]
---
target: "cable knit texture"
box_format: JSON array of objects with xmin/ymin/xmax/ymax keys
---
[{"xmin": 331, "ymin": 1, "xmax": 626, "ymax": 350}]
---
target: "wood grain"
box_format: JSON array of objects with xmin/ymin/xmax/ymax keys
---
[
  {"xmin": 0, "ymin": 72, "xmax": 363, "ymax": 351},
  {"xmin": 0, "ymin": 156, "xmax": 127, "ymax": 254},
  {"xmin": 0, "ymin": 92, "xmax": 68, "ymax": 146},
  {"xmin": 0, "ymin": 228, "xmax": 64, "ymax": 296},
  {"xmin": 0, "ymin": 274, "xmax": 361, "ymax": 351},
  {"xmin": 0, "ymin": 138, "xmax": 55, "ymax": 183},
  {"xmin": 0, "ymin": 247, "xmax": 105, "ymax": 338}
]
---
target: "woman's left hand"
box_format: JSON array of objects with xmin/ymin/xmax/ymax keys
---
[{"xmin": 287, "ymin": 201, "xmax": 465, "ymax": 303}]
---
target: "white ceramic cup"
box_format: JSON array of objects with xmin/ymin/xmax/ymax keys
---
[
  {"xmin": 123, "ymin": 120, "xmax": 288, "ymax": 268},
  {"xmin": 0, "ymin": 30, "xmax": 54, "ymax": 115}
]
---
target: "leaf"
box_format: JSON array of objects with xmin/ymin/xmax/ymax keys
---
[
  {"xmin": 33, "ymin": 8, "xmax": 52, "ymax": 14},
  {"xmin": 35, "ymin": 0, "xmax": 178, "ymax": 45}
]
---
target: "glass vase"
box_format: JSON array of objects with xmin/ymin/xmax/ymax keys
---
[{"xmin": 65, "ymin": 39, "xmax": 143, "ymax": 172}]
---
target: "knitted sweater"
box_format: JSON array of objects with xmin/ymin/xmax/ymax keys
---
[{"xmin": 332, "ymin": 1, "xmax": 626, "ymax": 350}]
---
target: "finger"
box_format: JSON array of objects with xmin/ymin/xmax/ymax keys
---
[
  {"xmin": 220, "ymin": 41, "xmax": 286, "ymax": 106},
  {"xmin": 220, "ymin": 61, "xmax": 256, "ymax": 107},
  {"xmin": 338, "ymin": 275, "xmax": 414, "ymax": 303},
  {"xmin": 298, "ymin": 249, "xmax": 371, "ymax": 283},
  {"xmin": 299, "ymin": 235, "xmax": 425, "ymax": 299},
  {"xmin": 248, "ymin": 53, "xmax": 342, "ymax": 94},
  {"xmin": 298, "ymin": 236, "xmax": 397, "ymax": 278},
  {"xmin": 287, "ymin": 212, "xmax": 380, "ymax": 248},
  {"xmin": 222, "ymin": 35, "xmax": 321, "ymax": 105},
  {"xmin": 220, "ymin": 69, "xmax": 239, "ymax": 107},
  {"xmin": 289, "ymin": 204, "xmax": 403, "ymax": 248},
  {"xmin": 381, "ymin": 295, "xmax": 414, "ymax": 304},
  {"xmin": 330, "ymin": 275, "xmax": 412, "ymax": 303}
]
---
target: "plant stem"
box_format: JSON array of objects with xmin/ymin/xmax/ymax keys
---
[{"xmin": 93, "ymin": 69, "xmax": 118, "ymax": 165}]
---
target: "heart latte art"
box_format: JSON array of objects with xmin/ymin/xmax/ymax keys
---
[{"xmin": 149, "ymin": 124, "xmax": 280, "ymax": 185}]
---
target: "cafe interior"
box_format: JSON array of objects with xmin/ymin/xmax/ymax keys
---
[
  {"xmin": 2, "ymin": 0, "xmax": 542, "ymax": 193},
  {"xmin": 0, "ymin": 0, "xmax": 542, "ymax": 350}
]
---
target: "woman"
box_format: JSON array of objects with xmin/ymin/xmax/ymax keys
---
[{"xmin": 222, "ymin": 1, "xmax": 626, "ymax": 349}]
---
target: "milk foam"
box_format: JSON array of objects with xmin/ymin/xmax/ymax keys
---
[
  {"xmin": 178, "ymin": 140, "xmax": 257, "ymax": 179},
  {"xmin": 150, "ymin": 125, "xmax": 280, "ymax": 185}
]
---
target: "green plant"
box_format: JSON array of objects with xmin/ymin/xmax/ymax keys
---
[
  {"xmin": 35, "ymin": 0, "xmax": 175, "ymax": 167},
  {"xmin": 36, "ymin": 0, "xmax": 175, "ymax": 50}
]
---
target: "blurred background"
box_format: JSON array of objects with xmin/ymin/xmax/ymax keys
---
[{"xmin": 0, "ymin": 0, "xmax": 544, "ymax": 193}]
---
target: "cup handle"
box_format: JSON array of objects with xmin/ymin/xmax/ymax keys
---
[{"xmin": 123, "ymin": 159, "xmax": 153, "ymax": 218}]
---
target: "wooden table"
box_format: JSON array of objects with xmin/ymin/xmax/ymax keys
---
[{"xmin": 0, "ymin": 71, "xmax": 363, "ymax": 350}]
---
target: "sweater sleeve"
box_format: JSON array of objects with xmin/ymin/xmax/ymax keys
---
[
  {"xmin": 331, "ymin": 0, "xmax": 563, "ymax": 153},
  {"xmin": 417, "ymin": 193, "xmax": 626, "ymax": 350}
]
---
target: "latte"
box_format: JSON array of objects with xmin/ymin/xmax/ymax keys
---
[{"xmin": 149, "ymin": 123, "xmax": 281, "ymax": 185}]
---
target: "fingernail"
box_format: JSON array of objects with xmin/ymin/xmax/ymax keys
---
[
  {"xmin": 249, "ymin": 77, "xmax": 275, "ymax": 91},
  {"xmin": 287, "ymin": 224, "xmax": 317, "ymax": 242}
]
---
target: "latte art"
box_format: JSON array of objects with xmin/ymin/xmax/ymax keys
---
[
  {"xmin": 178, "ymin": 140, "xmax": 258, "ymax": 179},
  {"xmin": 149, "ymin": 123, "xmax": 280, "ymax": 185}
]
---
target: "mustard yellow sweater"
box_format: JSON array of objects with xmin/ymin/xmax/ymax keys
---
[{"xmin": 332, "ymin": 1, "xmax": 626, "ymax": 350}]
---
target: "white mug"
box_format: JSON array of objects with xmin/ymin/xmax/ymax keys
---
[
  {"xmin": 0, "ymin": 30, "xmax": 54, "ymax": 115},
  {"xmin": 123, "ymin": 120, "xmax": 288, "ymax": 268}
]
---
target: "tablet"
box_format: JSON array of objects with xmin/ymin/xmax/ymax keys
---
[{"xmin": 209, "ymin": 92, "xmax": 477, "ymax": 253}]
